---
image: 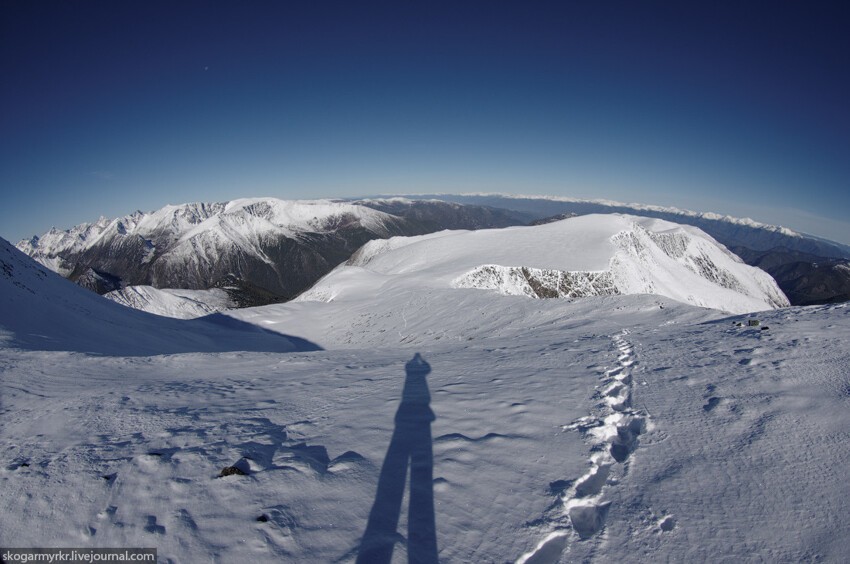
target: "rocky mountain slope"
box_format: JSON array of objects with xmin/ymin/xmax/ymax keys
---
[
  {"xmin": 730, "ymin": 246, "xmax": 850, "ymax": 305},
  {"xmin": 18, "ymin": 198, "xmax": 535, "ymax": 306}
]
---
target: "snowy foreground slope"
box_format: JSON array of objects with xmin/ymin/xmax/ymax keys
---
[
  {"xmin": 3, "ymin": 233, "xmax": 849, "ymax": 562},
  {"xmin": 0, "ymin": 238, "xmax": 317, "ymax": 355},
  {"xmin": 302, "ymin": 214, "xmax": 788, "ymax": 314}
]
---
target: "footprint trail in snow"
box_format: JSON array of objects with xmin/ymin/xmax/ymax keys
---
[{"xmin": 518, "ymin": 332, "xmax": 649, "ymax": 563}]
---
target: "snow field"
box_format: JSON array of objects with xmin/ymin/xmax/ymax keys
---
[{"xmin": 3, "ymin": 224, "xmax": 849, "ymax": 562}]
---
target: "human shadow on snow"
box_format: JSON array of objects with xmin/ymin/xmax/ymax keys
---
[{"xmin": 357, "ymin": 353, "xmax": 438, "ymax": 564}]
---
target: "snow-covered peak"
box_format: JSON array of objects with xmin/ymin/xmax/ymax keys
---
[
  {"xmin": 220, "ymin": 198, "xmax": 398, "ymax": 234},
  {"xmin": 301, "ymin": 214, "xmax": 789, "ymax": 313},
  {"xmin": 16, "ymin": 198, "xmax": 403, "ymax": 273}
]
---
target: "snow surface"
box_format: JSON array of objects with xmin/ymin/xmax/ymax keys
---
[
  {"xmin": 104, "ymin": 286, "xmax": 234, "ymax": 319},
  {"xmin": 0, "ymin": 239, "xmax": 317, "ymax": 356},
  {"xmin": 302, "ymin": 214, "xmax": 789, "ymax": 314},
  {"xmin": 2, "ymin": 228, "xmax": 848, "ymax": 563}
]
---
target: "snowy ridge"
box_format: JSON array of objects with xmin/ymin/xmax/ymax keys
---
[
  {"xmin": 104, "ymin": 286, "xmax": 233, "ymax": 319},
  {"xmin": 0, "ymin": 236, "xmax": 315, "ymax": 355},
  {"xmin": 303, "ymin": 214, "xmax": 789, "ymax": 314}
]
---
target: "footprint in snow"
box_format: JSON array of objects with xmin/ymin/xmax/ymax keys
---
[
  {"xmin": 703, "ymin": 397, "xmax": 721, "ymax": 412},
  {"xmin": 658, "ymin": 515, "xmax": 676, "ymax": 532},
  {"xmin": 144, "ymin": 515, "xmax": 165, "ymax": 535}
]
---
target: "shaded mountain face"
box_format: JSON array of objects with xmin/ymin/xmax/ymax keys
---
[
  {"xmin": 18, "ymin": 195, "xmax": 847, "ymax": 308},
  {"xmin": 730, "ymin": 246, "xmax": 850, "ymax": 305}
]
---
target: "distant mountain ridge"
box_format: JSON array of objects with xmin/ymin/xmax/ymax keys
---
[
  {"xmin": 374, "ymin": 194, "xmax": 850, "ymax": 259},
  {"xmin": 17, "ymin": 198, "xmax": 535, "ymax": 306},
  {"xmin": 17, "ymin": 195, "xmax": 849, "ymax": 308}
]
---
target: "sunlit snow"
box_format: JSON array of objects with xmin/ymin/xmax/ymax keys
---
[{"xmin": 2, "ymin": 217, "xmax": 847, "ymax": 562}]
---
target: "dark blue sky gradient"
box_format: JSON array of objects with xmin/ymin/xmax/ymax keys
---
[{"xmin": 2, "ymin": 1, "xmax": 849, "ymax": 244}]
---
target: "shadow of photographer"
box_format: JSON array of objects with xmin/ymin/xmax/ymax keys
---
[{"xmin": 357, "ymin": 353, "xmax": 438, "ymax": 564}]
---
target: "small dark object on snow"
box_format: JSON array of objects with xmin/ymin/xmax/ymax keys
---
[
  {"xmin": 256, "ymin": 514, "xmax": 269, "ymax": 522},
  {"xmin": 748, "ymin": 319, "xmax": 760, "ymax": 327},
  {"xmin": 761, "ymin": 326, "xmax": 769, "ymax": 331},
  {"xmin": 219, "ymin": 466, "xmax": 247, "ymax": 477}
]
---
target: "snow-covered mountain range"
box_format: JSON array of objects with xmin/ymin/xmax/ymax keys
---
[
  {"xmin": 16, "ymin": 199, "xmax": 411, "ymax": 304},
  {"xmin": 301, "ymin": 214, "xmax": 788, "ymax": 314},
  {"xmin": 16, "ymin": 195, "xmax": 850, "ymax": 308}
]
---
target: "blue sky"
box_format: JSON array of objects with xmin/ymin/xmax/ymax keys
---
[{"xmin": 2, "ymin": 1, "xmax": 849, "ymax": 244}]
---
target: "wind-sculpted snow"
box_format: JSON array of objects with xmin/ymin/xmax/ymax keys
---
[
  {"xmin": 304, "ymin": 214, "xmax": 789, "ymax": 314},
  {"xmin": 518, "ymin": 332, "xmax": 649, "ymax": 562},
  {"xmin": 11, "ymin": 202, "xmax": 850, "ymax": 563}
]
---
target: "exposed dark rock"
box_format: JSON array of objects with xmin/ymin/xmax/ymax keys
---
[
  {"xmin": 529, "ymin": 212, "xmax": 578, "ymax": 225},
  {"xmin": 74, "ymin": 268, "xmax": 122, "ymax": 294},
  {"xmin": 219, "ymin": 466, "xmax": 247, "ymax": 477}
]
